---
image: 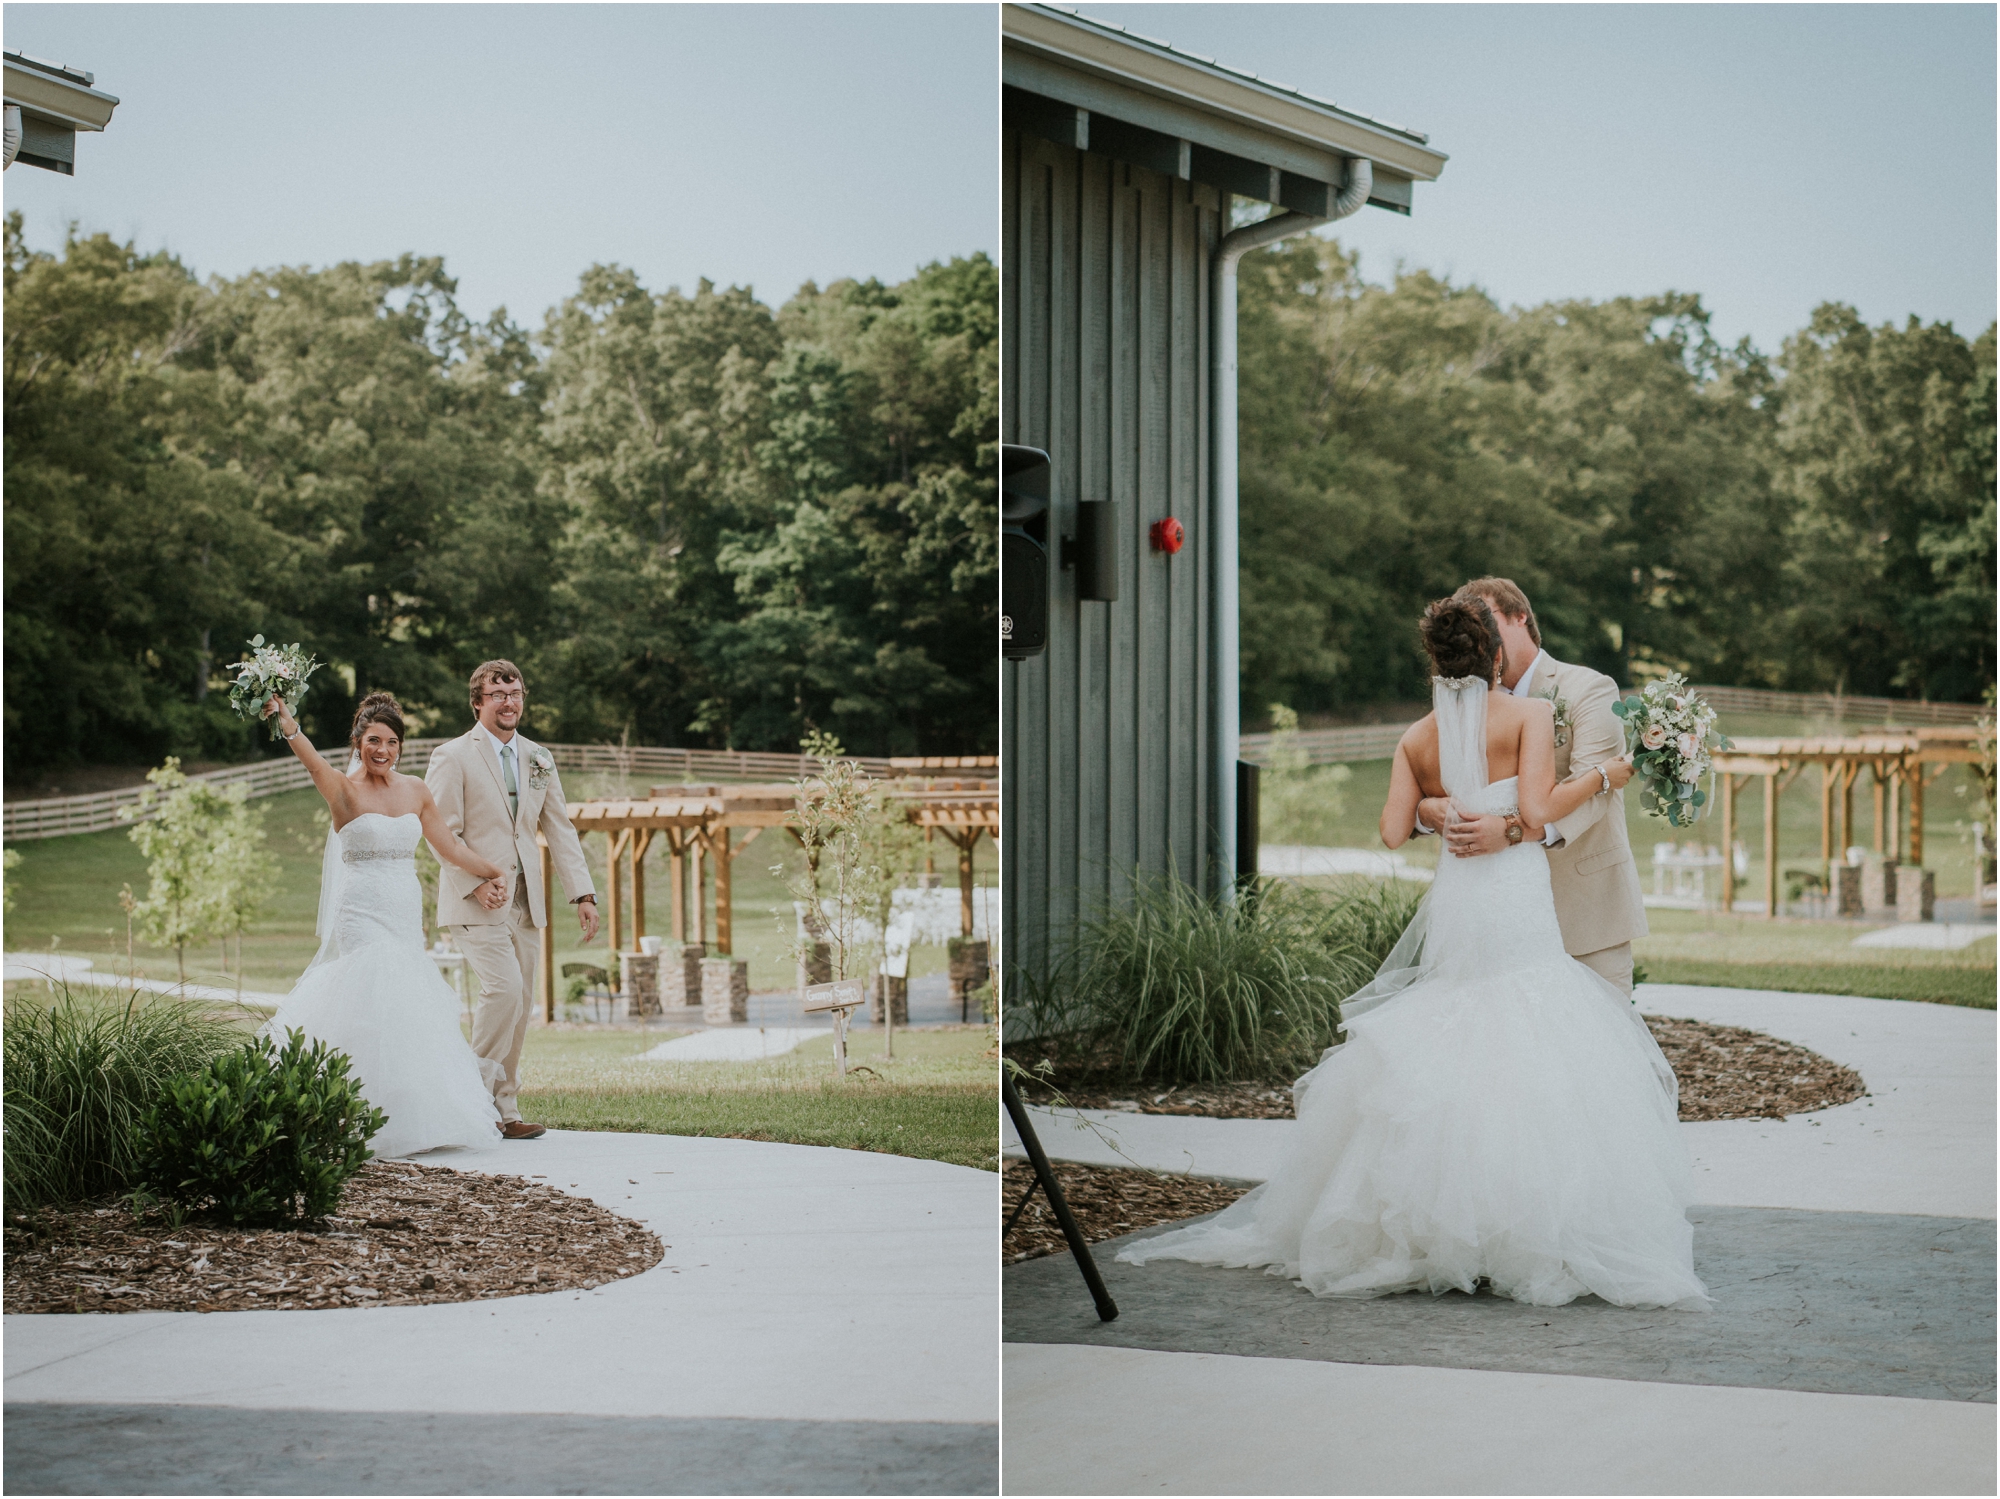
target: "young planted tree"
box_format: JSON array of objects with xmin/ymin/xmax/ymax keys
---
[
  {"xmin": 118, "ymin": 759, "xmax": 228, "ymax": 984},
  {"xmin": 1258, "ymin": 705, "xmax": 1353, "ymax": 849},
  {"xmin": 205, "ymin": 785, "xmax": 280, "ymax": 998}
]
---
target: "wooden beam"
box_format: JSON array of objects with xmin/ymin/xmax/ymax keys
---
[
  {"xmin": 540, "ymin": 838, "xmax": 555, "ymax": 1023},
  {"xmin": 1719, "ymin": 773, "xmax": 1737, "ymax": 912},
  {"xmin": 1763, "ymin": 772, "xmax": 1780, "ymax": 920},
  {"xmin": 1818, "ymin": 764, "xmax": 1835, "ymax": 870},
  {"xmin": 1908, "ymin": 763, "xmax": 1926, "ymax": 868},
  {"xmin": 1838, "ymin": 760, "xmax": 1861, "ymax": 858},
  {"xmin": 715, "ymin": 827, "xmax": 733, "ymax": 956},
  {"xmin": 631, "ymin": 829, "xmax": 654, "ymax": 944}
]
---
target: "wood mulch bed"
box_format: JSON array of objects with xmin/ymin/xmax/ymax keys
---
[
  {"xmin": 3, "ymin": 1160, "xmax": 664, "ymax": 1315},
  {"xmin": 1004, "ymin": 1017, "xmax": 1869, "ymax": 1264},
  {"xmin": 1008, "ymin": 1016, "xmax": 1865, "ymax": 1124}
]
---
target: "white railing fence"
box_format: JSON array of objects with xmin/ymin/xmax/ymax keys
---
[
  {"xmin": 4, "ymin": 740, "xmax": 898, "ymax": 843},
  {"xmin": 1240, "ymin": 684, "xmax": 1987, "ymax": 768}
]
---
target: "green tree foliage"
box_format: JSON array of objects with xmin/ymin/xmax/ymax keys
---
[
  {"xmin": 1234, "ymin": 235, "xmax": 1992, "ymax": 720},
  {"xmin": 3, "ymin": 216, "xmax": 997, "ymax": 773},
  {"xmin": 118, "ymin": 759, "xmax": 230, "ymax": 982}
]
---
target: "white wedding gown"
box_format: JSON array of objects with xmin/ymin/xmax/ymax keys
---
[
  {"xmin": 1118, "ymin": 680, "xmax": 1710, "ymax": 1311},
  {"xmin": 259, "ymin": 812, "xmax": 501, "ymax": 1158}
]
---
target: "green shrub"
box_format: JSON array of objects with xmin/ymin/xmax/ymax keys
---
[
  {"xmin": 3, "ymin": 987, "xmax": 245, "ymax": 1211},
  {"xmin": 135, "ymin": 1029, "xmax": 387, "ymax": 1226},
  {"xmin": 1054, "ymin": 872, "xmax": 1401, "ymax": 1084}
]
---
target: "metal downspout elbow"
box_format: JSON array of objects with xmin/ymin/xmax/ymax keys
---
[{"xmin": 1210, "ymin": 157, "xmax": 1373, "ymax": 895}]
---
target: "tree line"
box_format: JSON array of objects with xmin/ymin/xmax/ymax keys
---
[
  {"xmin": 1236, "ymin": 236, "xmax": 1995, "ymax": 721},
  {"xmin": 3, "ymin": 213, "xmax": 997, "ymax": 775}
]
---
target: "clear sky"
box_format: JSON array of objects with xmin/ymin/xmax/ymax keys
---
[
  {"xmin": 1079, "ymin": 3, "xmax": 1996, "ymax": 355},
  {"xmin": 4, "ymin": 3, "xmax": 997, "ymax": 327}
]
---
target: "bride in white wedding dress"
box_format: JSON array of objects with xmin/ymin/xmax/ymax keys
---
[
  {"xmin": 1119, "ymin": 597, "xmax": 1710, "ymax": 1311},
  {"xmin": 258, "ymin": 691, "xmax": 505, "ymax": 1157}
]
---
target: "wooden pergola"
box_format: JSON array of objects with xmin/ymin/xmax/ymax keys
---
[
  {"xmin": 534, "ymin": 776, "xmax": 998, "ymax": 1016},
  {"xmin": 1712, "ymin": 727, "xmax": 1983, "ymax": 917}
]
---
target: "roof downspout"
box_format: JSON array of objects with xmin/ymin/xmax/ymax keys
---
[{"xmin": 1210, "ymin": 157, "xmax": 1371, "ymax": 896}]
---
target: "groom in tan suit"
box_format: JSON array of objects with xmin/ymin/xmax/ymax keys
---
[
  {"xmin": 427, "ymin": 660, "xmax": 598, "ymax": 1138},
  {"xmin": 1416, "ymin": 578, "xmax": 1648, "ymax": 992}
]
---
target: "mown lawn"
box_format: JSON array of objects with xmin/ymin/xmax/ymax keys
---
[
  {"xmin": 516, "ymin": 1023, "xmax": 999, "ymax": 1171},
  {"xmin": 1634, "ymin": 907, "xmax": 1995, "ymax": 1008}
]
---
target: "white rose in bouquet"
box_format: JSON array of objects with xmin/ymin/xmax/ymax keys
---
[{"xmin": 1641, "ymin": 723, "xmax": 1669, "ymax": 750}]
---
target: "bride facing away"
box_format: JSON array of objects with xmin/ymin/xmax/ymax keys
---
[
  {"xmin": 258, "ymin": 691, "xmax": 506, "ymax": 1157},
  {"xmin": 1118, "ymin": 595, "xmax": 1710, "ymax": 1311}
]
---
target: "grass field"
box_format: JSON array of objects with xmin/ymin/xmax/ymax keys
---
[
  {"xmin": 3, "ymin": 770, "xmax": 996, "ymax": 998},
  {"xmin": 515, "ymin": 1022, "xmax": 998, "ymax": 1170}
]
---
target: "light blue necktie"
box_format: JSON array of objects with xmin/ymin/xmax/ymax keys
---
[{"xmin": 500, "ymin": 743, "xmax": 519, "ymax": 821}]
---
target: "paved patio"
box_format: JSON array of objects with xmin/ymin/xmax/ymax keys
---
[
  {"xmin": 6, "ymin": 1130, "xmax": 998, "ymax": 1495},
  {"xmin": 1003, "ymin": 985, "xmax": 1995, "ymax": 1494}
]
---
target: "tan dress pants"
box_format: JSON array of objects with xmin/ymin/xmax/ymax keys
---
[
  {"xmin": 1574, "ymin": 941, "xmax": 1635, "ymax": 994},
  {"xmin": 453, "ymin": 881, "xmax": 540, "ymax": 1123}
]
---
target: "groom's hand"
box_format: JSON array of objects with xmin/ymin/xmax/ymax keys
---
[
  {"xmin": 1444, "ymin": 807, "xmax": 1511, "ymax": 859},
  {"xmin": 575, "ymin": 895, "xmax": 600, "ymax": 944}
]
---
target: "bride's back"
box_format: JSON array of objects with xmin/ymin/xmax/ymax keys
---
[{"xmin": 1401, "ymin": 690, "xmax": 1534, "ymax": 797}]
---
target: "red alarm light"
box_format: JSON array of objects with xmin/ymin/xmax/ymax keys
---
[{"xmin": 1150, "ymin": 517, "xmax": 1185, "ymax": 555}]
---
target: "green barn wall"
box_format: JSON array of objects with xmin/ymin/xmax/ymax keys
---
[{"xmin": 1002, "ymin": 125, "xmax": 1224, "ymax": 986}]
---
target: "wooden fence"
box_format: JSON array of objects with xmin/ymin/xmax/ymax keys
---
[
  {"xmin": 1239, "ymin": 685, "xmax": 1987, "ymax": 768},
  {"xmin": 3, "ymin": 741, "xmax": 897, "ymax": 843}
]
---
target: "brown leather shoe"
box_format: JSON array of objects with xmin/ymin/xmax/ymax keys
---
[{"xmin": 499, "ymin": 1120, "xmax": 547, "ymax": 1140}]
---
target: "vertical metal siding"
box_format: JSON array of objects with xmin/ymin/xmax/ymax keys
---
[{"xmin": 1003, "ymin": 127, "xmax": 1220, "ymax": 984}]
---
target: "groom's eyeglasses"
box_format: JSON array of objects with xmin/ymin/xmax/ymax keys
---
[{"xmin": 486, "ymin": 689, "xmax": 527, "ymax": 704}]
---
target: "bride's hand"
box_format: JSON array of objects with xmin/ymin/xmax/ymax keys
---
[
  {"xmin": 1601, "ymin": 757, "xmax": 1635, "ymax": 792},
  {"xmin": 263, "ymin": 695, "xmax": 297, "ymax": 735}
]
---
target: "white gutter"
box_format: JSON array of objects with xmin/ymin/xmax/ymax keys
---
[{"xmin": 1211, "ymin": 157, "xmax": 1371, "ymax": 893}]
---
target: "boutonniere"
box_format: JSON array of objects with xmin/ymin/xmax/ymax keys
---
[
  {"xmin": 527, "ymin": 748, "xmax": 555, "ymax": 791},
  {"xmin": 1537, "ymin": 686, "xmax": 1574, "ymax": 749}
]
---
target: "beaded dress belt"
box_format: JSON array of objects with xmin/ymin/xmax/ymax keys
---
[{"xmin": 343, "ymin": 849, "xmax": 415, "ymax": 863}]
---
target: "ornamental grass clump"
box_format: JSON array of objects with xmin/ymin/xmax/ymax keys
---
[
  {"xmin": 1058, "ymin": 874, "xmax": 1382, "ymax": 1085},
  {"xmin": 3, "ymin": 987, "xmax": 245, "ymax": 1212},
  {"xmin": 135, "ymin": 1029, "xmax": 387, "ymax": 1226}
]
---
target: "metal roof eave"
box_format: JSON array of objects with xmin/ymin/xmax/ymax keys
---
[
  {"xmin": 1003, "ymin": 4, "xmax": 1447, "ymax": 187},
  {"xmin": 3, "ymin": 55, "xmax": 119, "ymax": 132}
]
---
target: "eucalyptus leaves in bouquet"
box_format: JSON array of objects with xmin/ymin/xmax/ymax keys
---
[
  {"xmin": 1613, "ymin": 673, "xmax": 1730, "ymax": 827},
  {"xmin": 226, "ymin": 636, "xmax": 321, "ymax": 739}
]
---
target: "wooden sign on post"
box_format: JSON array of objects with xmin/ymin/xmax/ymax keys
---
[{"xmin": 803, "ymin": 978, "xmax": 866, "ymax": 1077}]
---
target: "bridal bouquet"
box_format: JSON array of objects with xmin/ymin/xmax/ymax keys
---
[
  {"xmin": 1613, "ymin": 673, "xmax": 1730, "ymax": 827},
  {"xmin": 226, "ymin": 636, "xmax": 322, "ymax": 738}
]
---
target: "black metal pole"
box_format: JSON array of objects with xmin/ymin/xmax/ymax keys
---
[{"xmin": 1003, "ymin": 1075, "xmax": 1118, "ymax": 1322}]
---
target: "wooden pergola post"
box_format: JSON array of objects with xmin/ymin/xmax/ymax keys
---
[
  {"xmin": 1872, "ymin": 766, "xmax": 1888, "ymax": 855},
  {"xmin": 1837, "ymin": 761, "xmax": 1861, "ymax": 859},
  {"xmin": 669, "ymin": 833, "xmax": 687, "ymax": 941},
  {"xmin": 604, "ymin": 829, "xmax": 630, "ymax": 985},
  {"xmin": 694, "ymin": 841, "xmax": 710, "ymax": 945},
  {"xmin": 1886, "ymin": 766, "xmax": 1903, "ymax": 863},
  {"xmin": 1818, "ymin": 764, "xmax": 1836, "ymax": 871},
  {"xmin": 1762, "ymin": 772, "xmax": 1780, "ymax": 920},
  {"xmin": 539, "ymin": 837, "xmax": 555, "ymax": 1022},
  {"xmin": 1719, "ymin": 772, "xmax": 1739, "ymax": 912},
  {"xmin": 713, "ymin": 828, "xmax": 733, "ymax": 954},
  {"xmin": 630, "ymin": 830, "xmax": 654, "ymax": 943}
]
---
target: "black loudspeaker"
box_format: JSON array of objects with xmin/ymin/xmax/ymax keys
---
[
  {"xmin": 1236, "ymin": 760, "xmax": 1261, "ymax": 889},
  {"xmin": 1002, "ymin": 445, "xmax": 1051, "ymax": 661},
  {"xmin": 1066, "ymin": 500, "xmax": 1118, "ymax": 602}
]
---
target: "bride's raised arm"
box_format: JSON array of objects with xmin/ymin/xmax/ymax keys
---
[
  {"xmin": 1516, "ymin": 700, "xmax": 1632, "ymax": 828},
  {"xmin": 263, "ymin": 696, "xmax": 355, "ymax": 819}
]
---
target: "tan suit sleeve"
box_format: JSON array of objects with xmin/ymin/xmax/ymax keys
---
[
  {"xmin": 536, "ymin": 764, "xmax": 596, "ymax": 905},
  {"xmin": 1549, "ymin": 671, "xmax": 1625, "ymax": 846},
  {"xmin": 426, "ymin": 743, "xmax": 480, "ymax": 906}
]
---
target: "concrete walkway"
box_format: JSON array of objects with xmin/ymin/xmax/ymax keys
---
[
  {"xmin": 3, "ymin": 951, "xmax": 284, "ymax": 1006},
  {"xmin": 1003, "ymin": 986, "xmax": 1996, "ymax": 1494},
  {"xmin": 639, "ymin": 1025, "xmax": 821, "ymax": 1060},
  {"xmin": 6, "ymin": 1131, "xmax": 997, "ymax": 1494},
  {"xmin": 1004, "ymin": 1345, "xmax": 1993, "ymax": 1496}
]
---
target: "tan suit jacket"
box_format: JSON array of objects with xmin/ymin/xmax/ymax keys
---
[
  {"xmin": 1532, "ymin": 655, "xmax": 1649, "ymax": 956},
  {"xmin": 425, "ymin": 725, "xmax": 594, "ymax": 928}
]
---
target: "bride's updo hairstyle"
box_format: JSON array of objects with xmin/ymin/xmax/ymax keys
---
[
  {"xmin": 350, "ymin": 691, "xmax": 407, "ymax": 752},
  {"xmin": 1420, "ymin": 595, "xmax": 1501, "ymax": 683}
]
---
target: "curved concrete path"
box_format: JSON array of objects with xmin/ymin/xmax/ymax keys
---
[
  {"xmin": 7, "ymin": 1131, "xmax": 998, "ymax": 1494},
  {"xmin": 1004, "ymin": 986, "xmax": 1996, "ymax": 1494}
]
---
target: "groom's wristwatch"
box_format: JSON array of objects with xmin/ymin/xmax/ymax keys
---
[{"xmin": 1503, "ymin": 814, "xmax": 1525, "ymax": 846}]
